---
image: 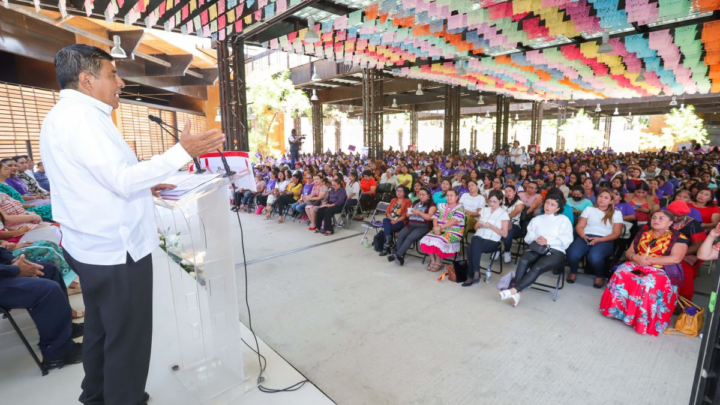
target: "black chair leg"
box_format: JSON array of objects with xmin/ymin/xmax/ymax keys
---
[{"xmin": 1, "ymin": 308, "xmax": 48, "ymax": 376}]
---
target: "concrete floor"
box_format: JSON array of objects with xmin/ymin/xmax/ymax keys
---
[
  {"xmin": 0, "ymin": 210, "xmax": 708, "ymax": 405},
  {"xmin": 231, "ymin": 212, "xmax": 704, "ymax": 405}
]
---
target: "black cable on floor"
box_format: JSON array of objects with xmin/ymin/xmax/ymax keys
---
[{"xmin": 232, "ymin": 185, "xmax": 310, "ymax": 393}]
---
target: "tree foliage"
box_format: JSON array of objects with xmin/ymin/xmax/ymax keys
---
[
  {"xmin": 639, "ymin": 105, "xmax": 708, "ymax": 151},
  {"xmin": 247, "ymin": 70, "xmax": 311, "ymax": 160},
  {"xmin": 558, "ymin": 109, "xmax": 605, "ymax": 151}
]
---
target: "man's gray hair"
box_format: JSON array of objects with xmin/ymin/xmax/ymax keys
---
[{"xmin": 54, "ymin": 44, "xmax": 113, "ymax": 90}]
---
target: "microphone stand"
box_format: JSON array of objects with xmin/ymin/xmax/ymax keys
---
[{"xmin": 149, "ymin": 118, "xmax": 206, "ymax": 174}]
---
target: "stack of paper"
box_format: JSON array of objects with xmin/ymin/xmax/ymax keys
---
[{"xmin": 158, "ymin": 173, "xmax": 221, "ymax": 201}]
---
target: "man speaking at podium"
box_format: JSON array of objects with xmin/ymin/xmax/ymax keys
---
[{"xmin": 40, "ymin": 45, "xmax": 225, "ymax": 405}]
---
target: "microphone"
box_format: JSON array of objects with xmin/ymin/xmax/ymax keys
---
[
  {"xmin": 149, "ymin": 115, "xmax": 236, "ymax": 178},
  {"xmin": 148, "ymin": 115, "xmax": 206, "ymax": 174}
]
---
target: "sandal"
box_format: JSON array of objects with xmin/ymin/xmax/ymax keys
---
[
  {"xmin": 428, "ymin": 263, "xmax": 442, "ymax": 272},
  {"xmin": 323, "ymin": 231, "xmax": 334, "ymax": 236}
]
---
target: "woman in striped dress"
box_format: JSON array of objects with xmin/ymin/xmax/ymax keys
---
[{"xmin": 419, "ymin": 189, "xmax": 465, "ymax": 272}]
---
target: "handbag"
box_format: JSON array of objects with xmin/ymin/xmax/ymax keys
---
[
  {"xmin": 438, "ymin": 260, "xmax": 468, "ymax": 283},
  {"xmin": 372, "ymin": 233, "xmax": 385, "ymax": 252},
  {"xmin": 527, "ymin": 241, "xmax": 551, "ymax": 255},
  {"xmin": 664, "ymin": 296, "xmax": 705, "ymax": 337}
]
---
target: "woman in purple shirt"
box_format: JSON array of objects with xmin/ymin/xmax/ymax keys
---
[{"xmin": 314, "ymin": 179, "xmax": 347, "ymax": 236}]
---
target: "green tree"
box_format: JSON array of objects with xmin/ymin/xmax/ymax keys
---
[
  {"xmin": 247, "ymin": 70, "xmax": 311, "ymax": 161},
  {"xmin": 640, "ymin": 105, "xmax": 708, "ymax": 151},
  {"xmin": 558, "ymin": 109, "xmax": 604, "ymax": 151}
]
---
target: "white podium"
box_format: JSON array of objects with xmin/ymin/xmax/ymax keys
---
[{"xmin": 154, "ymin": 175, "xmax": 253, "ymax": 405}]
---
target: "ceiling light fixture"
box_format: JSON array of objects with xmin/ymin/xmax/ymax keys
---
[
  {"xmin": 613, "ymin": 107, "xmax": 619, "ymax": 115},
  {"xmin": 595, "ymin": 104, "xmax": 601, "ymax": 112},
  {"xmin": 528, "ymin": 82, "xmax": 535, "ymax": 95},
  {"xmin": 485, "ymin": 111, "xmax": 490, "ymax": 118},
  {"xmin": 110, "ymin": 35, "xmax": 127, "ymax": 59},
  {"xmin": 456, "ymin": 60, "xmax": 466, "ymax": 76},
  {"xmin": 597, "ymin": 31, "xmax": 613, "ymax": 54},
  {"xmin": 514, "ymin": 113, "xmax": 519, "ymax": 120},
  {"xmin": 680, "ymin": 103, "xmax": 685, "ymax": 111},
  {"xmin": 311, "ymin": 67, "xmax": 320, "ymax": 81},
  {"xmin": 477, "ymin": 95, "xmax": 484, "ymax": 105},
  {"xmin": 569, "ymin": 93, "xmax": 576, "ymax": 104},
  {"xmin": 636, "ymin": 68, "xmax": 646, "ymax": 83},
  {"xmin": 392, "ymin": 99, "xmax": 398, "ymax": 108},
  {"xmin": 135, "ymin": 97, "xmax": 142, "ymax": 101},
  {"xmin": 311, "ymin": 89, "xmax": 318, "ymax": 101},
  {"xmin": 304, "ymin": 17, "xmax": 320, "ymax": 43},
  {"xmin": 416, "ymin": 84, "xmax": 424, "ymax": 96},
  {"xmin": 669, "ymin": 96, "xmax": 678, "ymax": 106}
]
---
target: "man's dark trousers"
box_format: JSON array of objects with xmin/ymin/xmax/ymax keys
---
[
  {"xmin": 64, "ymin": 251, "xmax": 153, "ymax": 405},
  {"xmin": 290, "ymin": 149, "xmax": 299, "ymax": 166}
]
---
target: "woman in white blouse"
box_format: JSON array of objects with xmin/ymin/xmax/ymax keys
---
[
  {"xmin": 502, "ymin": 185, "xmax": 525, "ymax": 263},
  {"xmin": 498, "ymin": 193, "xmax": 573, "ymax": 307},
  {"xmin": 459, "ymin": 180, "xmax": 486, "ymax": 234},
  {"xmin": 463, "ymin": 190, "xmax": 509, "ymax": 286},
  {"xmin": 566, "ymin": 189, "xmax": 623, "ymax": 288}
]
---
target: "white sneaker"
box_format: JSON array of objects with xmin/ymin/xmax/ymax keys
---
[
  {"xmin": 499, "ymin": 290, "xmax": 512, "ymax": 300},
  {"xmin": 510, "ymin": 293, "xmax": 521, "ymax": 307},
  {"xmin": 503, "ymin": 252, "xmax": 512, "ymax": 263}
]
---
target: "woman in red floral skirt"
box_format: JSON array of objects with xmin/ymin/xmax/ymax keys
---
[{"xmin": 599, "ymin": 210, "xmax": 688, "ymax": 336}]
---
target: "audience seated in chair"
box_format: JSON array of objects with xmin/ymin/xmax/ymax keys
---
[
  {"xmin": 498, "ymin": 193, "xmax": 573, "ymax": 307},
  {"xmin": 502, "ymin": 185, "xmax": 525, "ymax": 263},
  {"xmin": 0, "ymin": 160, "xmax": 53, "ymax": 221},
  {"xmin": 665, "ymin": 201, "xmax": 707, "ymax": 301},
  {"xmin": 464, "ymin": 190, "xmax": 509, "ymax": 286},
  {"xmin": 378, "ymin": 186, "xmax": 412, "ymax": 256},
  {"xmin": 566, "ymin": 189, "xmax": 623, "ymax": 288},
  {"xmin": 600, "ymin": 210, "xmax": 687, "ymax": 336},
  {"xmin": 306, "ymin": 178, "xmax": 330, "ymax": 230},
  {"xmin": 313, "ymin": 179, "xmax": 347, "ymax": 236},
  {"xmin": 419, "ymin": 189, "xmax": 465, "ymax": 272},
  {"xmin": 388, "ymin": 187, "xmax": 437, "ymax": 266},
  {"xmin": 234, "ymin": 173, "xmax": 265, "ymax": 213},
  {"xmin": 0, "ymin": 245, "xmax": 83, "ymax": 369},
  {"xmin": 268, "ymin": 173, "xmax": 302, "ymax": 223}
]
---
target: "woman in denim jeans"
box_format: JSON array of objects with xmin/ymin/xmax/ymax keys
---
[{"xmin": 501, "ymin": 185, "xmax": 524, "ymax": 263}]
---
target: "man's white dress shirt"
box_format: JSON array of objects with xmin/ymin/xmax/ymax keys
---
[{"xmin": 40, "ymin": 90, "xmax": 191, "ymax": 265}]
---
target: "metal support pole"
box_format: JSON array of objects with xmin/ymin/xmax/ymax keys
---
[
  {"xmin": 444, "ymin": 85, "xmax": 452, "ymax": 153},
  {"xmin": 537, "ymin": 103, "xmax": 544, "ymax": 146},
  {"xmin": 593, "ymin": 113, "xmax": 601, "ymax": 131},
  {"xmin": 410, "ymin": 106, "xmax": 419, "ymax": 149},
  {"xmin": 494, "ymin": 95, "xmax": 503, "ymax": 152},
  {"xmin": 362, "ymin": 69, "xmax": 384, "ymax": 160},
  {"xmin": 556, "ymin": 104, "xmax": 567, "ymax": 151},
  {"xmin": 530, "ymin": 102, "xmax": 538, "ymax": 145},
  {"xmin": 604, "ymin": 115, "xmax": 612, "ymax": 148},
  {"xmin": 502, "ymin": 97, "xmax": 511, "ymax": 149},
  {"xmin": 335, "ymin": 118, "xmax": 342, "ymax": 153},
  {"xmin": 217, "ymin": 38, "xmax": 249, "ymax": 151},
  {"xmin": 443, "ymin": 85, "xmax": 461, "ymax": 154},
  {"xmin": 312, "ymin": 101, "xmax": 323, "ymax": 154}
]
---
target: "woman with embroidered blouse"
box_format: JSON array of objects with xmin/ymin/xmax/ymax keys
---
[{"xmin": 419, "ymin": 189, "xmax": 465, "ymax": 272}]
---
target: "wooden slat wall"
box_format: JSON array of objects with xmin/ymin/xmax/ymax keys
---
[{"xmin": 0, "ymin": 81, "xmax": 206, "ymax": 162}]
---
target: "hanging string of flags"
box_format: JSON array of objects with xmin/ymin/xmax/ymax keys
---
[{"xmin": 25, "ymin": 0, "xmax": 720, "ymax": 99}]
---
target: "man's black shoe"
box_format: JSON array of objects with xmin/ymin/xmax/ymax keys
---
[
  {"xmin": 138, "ymin": 391, "xmax": 150, "ymax": 404},
  {"xmin": 41, "ymin": 342, "xmax": 82, "ymax": 370},
  {"xmin": 71, "ymin": 323, "xmax": 84, "ymax": 339}
]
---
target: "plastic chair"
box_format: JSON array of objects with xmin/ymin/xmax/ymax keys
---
[
  {"xmin": 360, "ymin": 201, "xmax": 390, "ymax": 244},
  {"xmin": 529, "ymin": 266, "xmax": 565, "ymax": 302},
  {"xmin": 0, "ymin": 306, "xmax": 48, "ymax": 376}
]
